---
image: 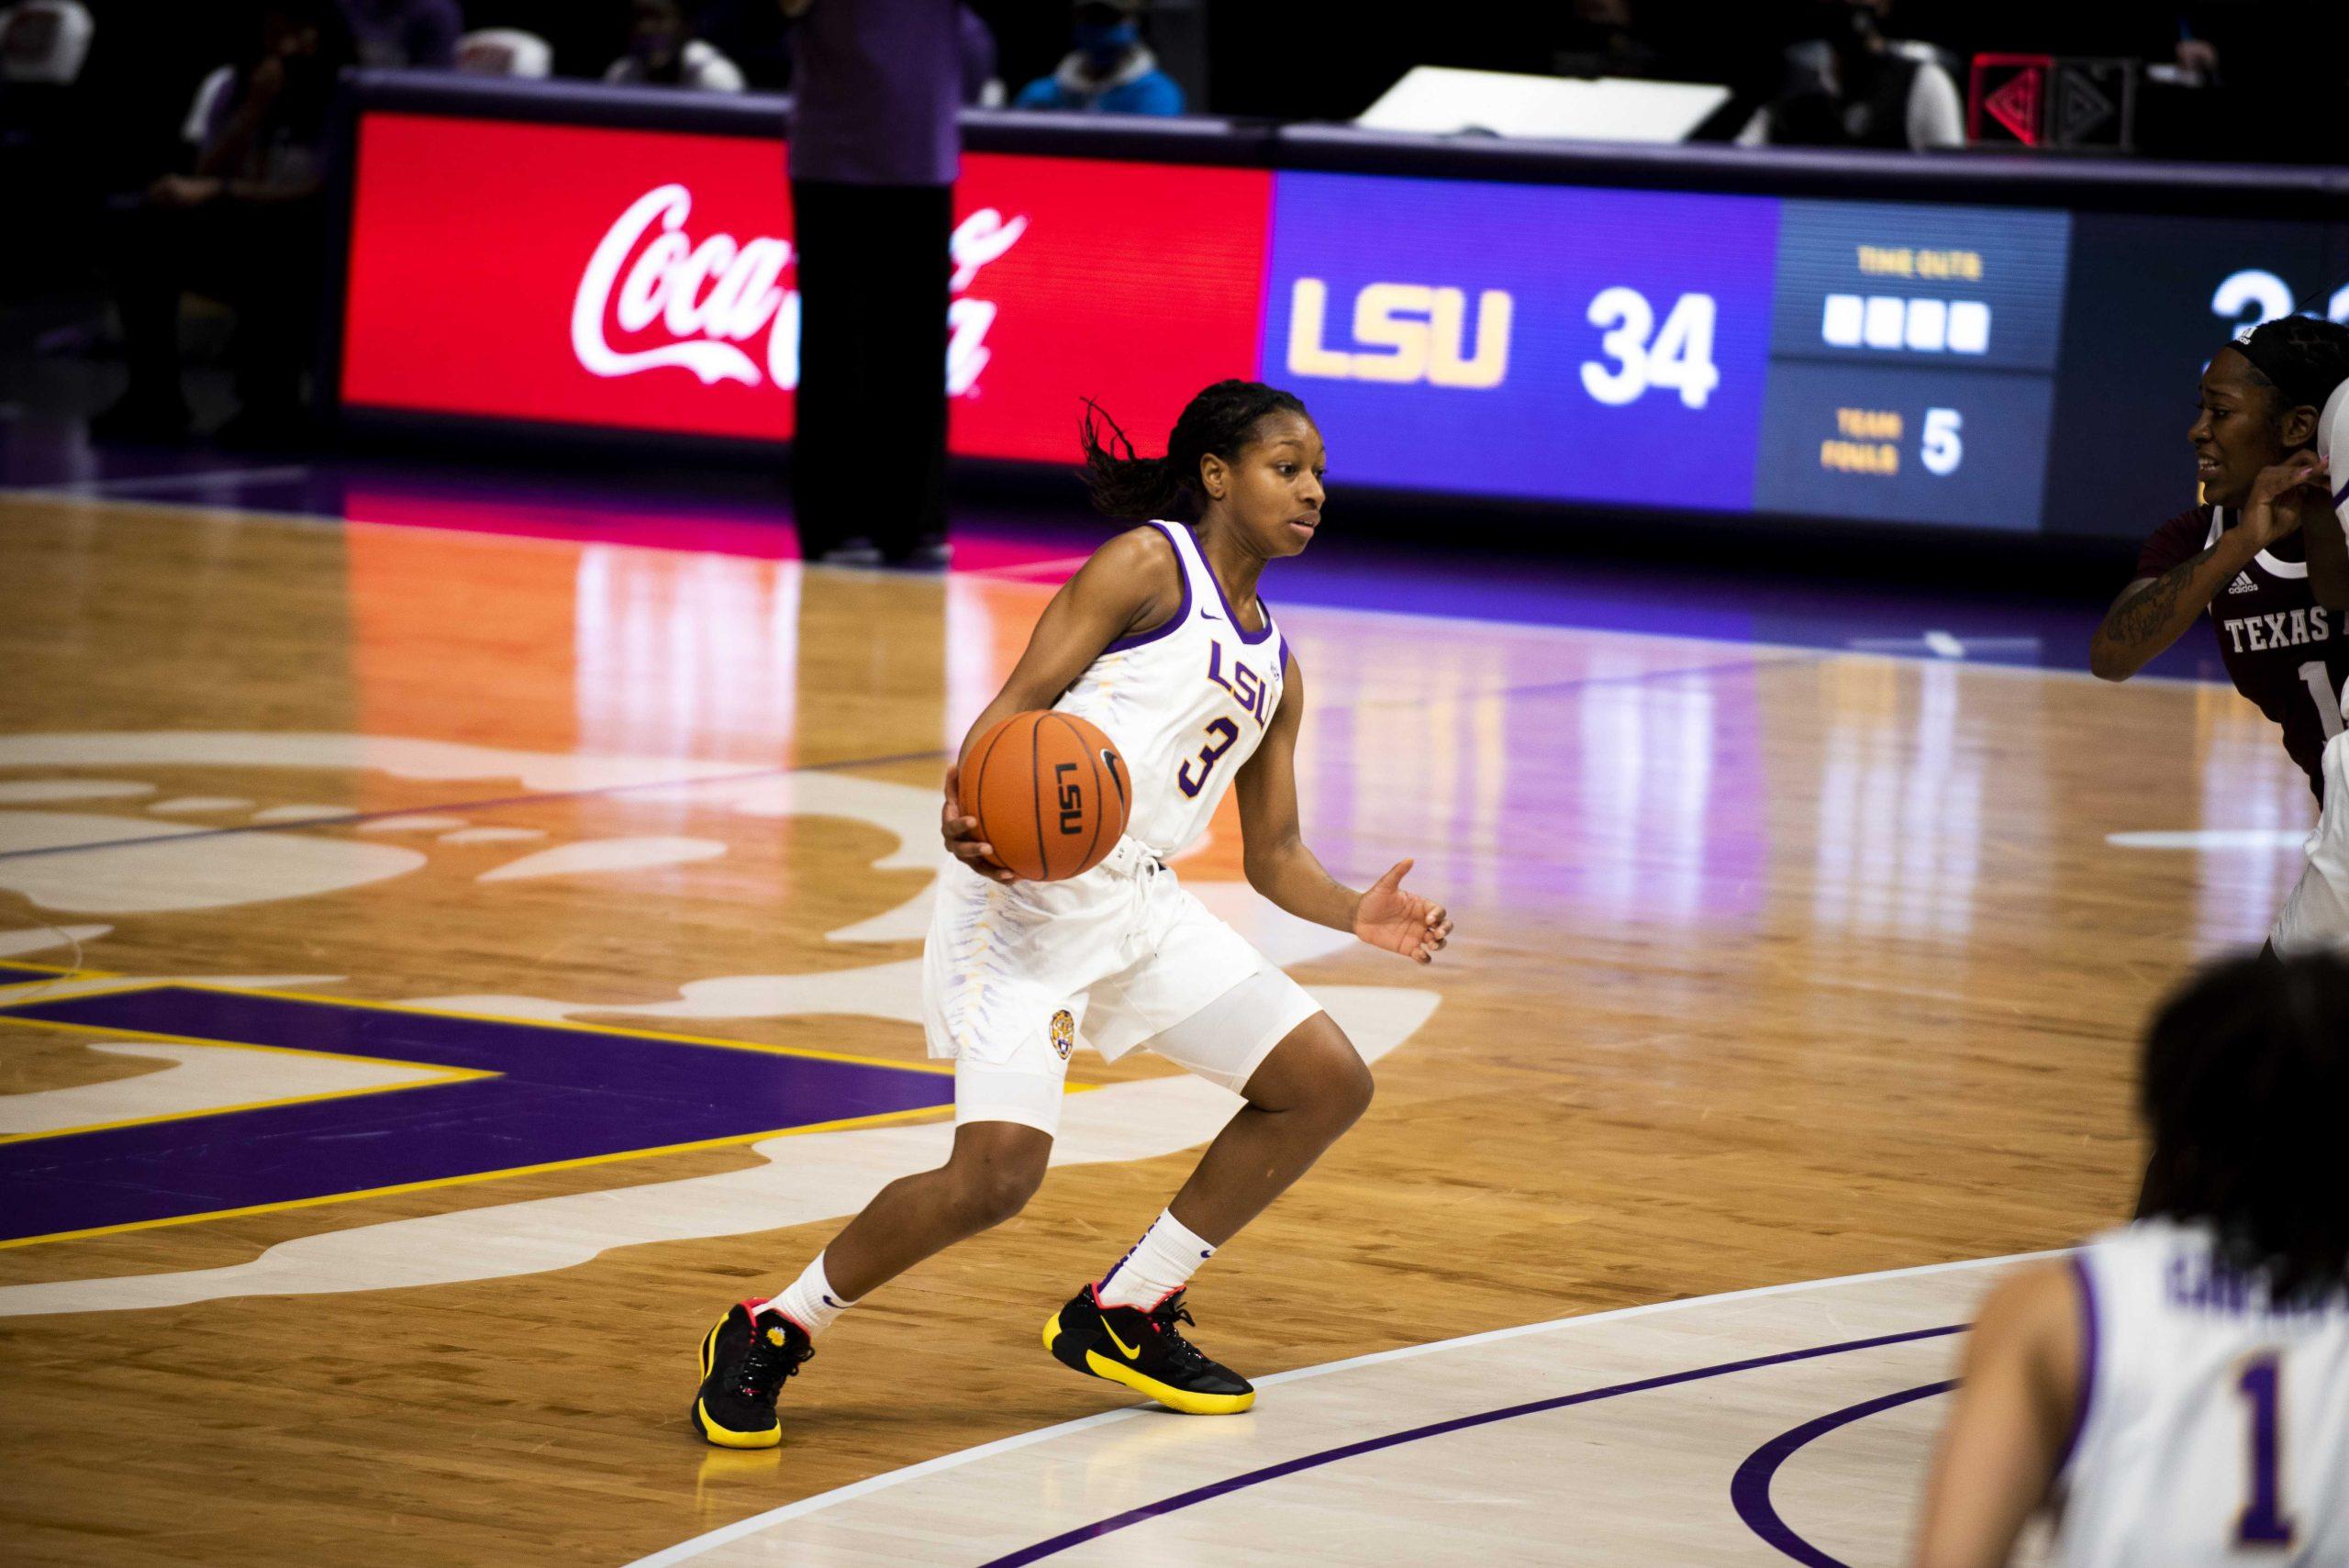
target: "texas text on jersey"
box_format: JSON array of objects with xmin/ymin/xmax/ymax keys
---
[{"xmin": 2138, "ymin": 506, "xmax": 2349, "ymax": 798}]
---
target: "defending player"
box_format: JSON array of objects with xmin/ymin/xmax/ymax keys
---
[
  {"xmin": 688, "ymin": 380, "xmax": 1453, "ymax": 1447},
  {"xmin": 1909, "ymin": 951, "xmax": 2349, "ymax": 1566},
  {"xmin": 2091, "ymin": 317, "xmax": 2349, "ymax": 953}
]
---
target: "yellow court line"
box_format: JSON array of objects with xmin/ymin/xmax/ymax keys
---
[
  {"xmin": 217, "ymin": 983, "xmax": 958, "ymax": 1075},
  {"xmin": 2, "ymin": 970, "xmax": 956, "ymax": 1078},
  {"xmin": 0, "ymin": 1099, "xmax": 959, "ymax": 1251},
  {"xmin": 0, "ymin": 1014, "xmax": 495, "ymax": 1145}
]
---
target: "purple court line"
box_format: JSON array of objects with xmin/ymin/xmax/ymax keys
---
[
  {"xmin": 1730, "ymin": 1378, "xmax": 1958, "ymax": 1568},
  {"xmin": 973, "ymin": 1323, "xmax": 1965, "ymax": 1568},
  {"xmin": 5, "ymin": 653, "xmax": 1810, "ymax": 865}
]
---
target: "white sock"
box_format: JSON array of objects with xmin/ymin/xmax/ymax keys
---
[
  {"xmin": 1096, "ymin": 1208, "xmax": 1216, "ymax": 1310},
  {"xmin": 769, "ymin": 1251, "xmax": 856, "ymax": 1337}
]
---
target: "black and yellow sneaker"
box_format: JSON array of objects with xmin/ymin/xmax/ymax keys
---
[
  {"xmin": 1042, "ymin": 1284, "xmax": 1255, "ymax": 1415},
  {"xmin": 691, "ymin": 1299, "xmax": 813, "ymax": 1449}
]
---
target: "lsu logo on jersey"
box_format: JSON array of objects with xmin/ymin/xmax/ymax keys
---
[
  {"xmin": 1050, "ymin": 1007, "xmax": 1075, "ymax": 1060},
  {"xmin": 1285, "ymin": 278, "xmax": 1512, "ymax": 389},
  {"xmin": 1206, "ymin": 642, "xmax": 1277, "ymax": 728}
]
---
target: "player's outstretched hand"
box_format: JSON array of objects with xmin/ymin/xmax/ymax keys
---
[
  {"xmin": 941, "ymin": 764, "xmax": 1016, "ymax": 883},
  {"xmin": 1353, "ymin": 859, "xmax": 1453, "ymax": 964}
]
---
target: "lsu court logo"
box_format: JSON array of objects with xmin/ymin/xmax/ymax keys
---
[
  {"xmin": 1284, "ymin": 278, "xmax": 1512, "ymax": 389},
  {"xmin": 1050, "ymin": 1008, "xmax": 1075, "ymax": 1061}
]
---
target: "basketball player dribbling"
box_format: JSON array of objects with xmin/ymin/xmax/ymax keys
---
[
  {"xmin": 689, "ymin": 380, "xmax": 1453, "ymax": 1447},
  {"xmin": 2091, "ymin": 317, "xmax": 2349, "ymax": 954},
  {"xmin": 1910, "ymin": 951, "xmax": 2349, "ymax": 1566}
]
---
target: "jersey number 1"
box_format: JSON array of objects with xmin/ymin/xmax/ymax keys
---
[
  {"xmin": 2299, "ymin": 662, "xmax": 2349, "ymax": 741},
  {"xmin": 1176, "ymin": 717, "xmax": 1241, "ymax": 799},
  {"xmin": 2235, "ymin": 1352, "xmax": 2296, "ymax": 1547}
]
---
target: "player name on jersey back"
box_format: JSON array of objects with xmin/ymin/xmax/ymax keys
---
[{"xmin": 2056, "ymin": 1219, "xmax": 2349, "ymax": 1568}]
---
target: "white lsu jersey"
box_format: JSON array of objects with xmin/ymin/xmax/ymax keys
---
[
  {"xmin": 2055, "ymin": 1218, "xmax": 2349, "ymax": 1568},
  {"xmin": 1057, "ymin": 520, "xmax": 1289, "ymax": 862}
]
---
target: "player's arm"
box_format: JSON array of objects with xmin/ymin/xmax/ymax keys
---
[
  {"xmin": 2090, "ymin": 522, "xmax": 2266, "ymax": 682},
  {"xmin": 1234, "ymin": 652, "xmax": 1453, "ymax": 962},
  {"xmin": 941, "ymin": 528, "xmax": 1179, "ymax": 882},
  {"xmin": 1909, "ymin": 1262, "xmax": 2084, "ymax": 1568},
  {"xmin": 2292, "ymin": 454, "xmax": 2348, "ymax": 610}
]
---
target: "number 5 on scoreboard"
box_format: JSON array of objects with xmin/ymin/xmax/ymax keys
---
[
  {"xmin": 1580, "ymin": 288, "xmax": 1719, "ymax": 410},
  {"xmin": 1921, "ymin": 407, "xmax": 1963, "ymax": 476}
]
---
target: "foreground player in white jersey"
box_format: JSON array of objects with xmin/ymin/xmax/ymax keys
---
[
  {"xmin": 690, "ymin": 380, "xmax": 1453, "ymax": 1446},
  {"xmin": 1912, "ymin": 951, "xmax": 2349, "ymax": 1566}
]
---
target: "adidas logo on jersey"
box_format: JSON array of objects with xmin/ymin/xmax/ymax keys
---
[{"xmin": 2227, "ymin": 573, "xmax": 2259, "ymax": 595}]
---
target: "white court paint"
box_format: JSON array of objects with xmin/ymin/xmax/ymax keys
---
[
  {"xmin": 0, "ymin": 1039, "xmax": 454, "ymax": 1138},
  {"xmin": 147, "ymin": 796, "xmax": 252, "ymax": 814},
  {"xmin": 0, "ymin": 810, "xmax": 426, "ymax": 915},
  {"xmin": 439, "ymin": 826, "xmax": 546, "ymax": 844},
  {"xmin": 0, "ymin": 780, "xmax": 154, "ymax": 805},
  {"xmin": 2106, "ymin": 828, "xmax": 2309, "ymax": 851},
  {"xmin": 0, "ymin": 734, "xmax": 945, "ymax": 940},
  {"xmin": 628, "ymin": 1251, "xmax": 2054, "ymax": 1568},
  {"xmin": 426, "ymin": 882, "xmax": 1353, "ymax": 1027},
  {"xmin": 0, "ymin": 987, "xmax": 1438, "ymax": 1316},
  {"xmin": 0, "ymin": 733, "xmax": 1419, "ymax": 1325},
  {"xmin": 478, "ymin": 836, "xmax": 728, "ymax": 883},
  {"xmin": 248, "ymin": 804, "xmax": 351, "ymax": 824},
  {"xmin": 0, "ymin": 924, "xmax": 111, "ymax": 958}
]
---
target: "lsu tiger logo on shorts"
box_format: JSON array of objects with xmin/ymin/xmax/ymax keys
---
[{"xmin": 1050, "ymin": 1007, "xmax": 1074, "ymax": 1060}]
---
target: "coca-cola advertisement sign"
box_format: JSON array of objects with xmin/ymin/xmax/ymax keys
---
[{"xmin": 341, "ymin": 114, "xmax": 1274, "ymax": 462}]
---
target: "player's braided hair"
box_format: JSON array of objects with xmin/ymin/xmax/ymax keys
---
[
  {"xmin": 2234, "ymin": 315, "xmax": 2349, "ymax": 417},
  {"xmin": 2134, "ymin": 951, "xmax": 2349, "ymax": 1304},
  {"xmin": 1076, "ymin": 381, "xmax": 1312, "ymax": 521}
]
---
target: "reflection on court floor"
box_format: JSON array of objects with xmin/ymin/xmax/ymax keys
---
[{"xmin": 0, "ymin": 495, "xmax": 2287, "ymax": 1566}]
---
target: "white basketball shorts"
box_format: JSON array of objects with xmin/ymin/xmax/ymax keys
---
[
  {"xmin": 922, "ymin": 838, "xmax": 1324, "ymax": 1136},
  {"xmin": 2271, "ymin": 731, "xmax": 2349, "ymax": 956}
]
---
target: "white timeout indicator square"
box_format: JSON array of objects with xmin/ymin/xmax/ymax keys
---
[
  {"xmin": 1818, "ymin": 294, "xmax": 1991, "ymax": 355},
  {"xmin": 1821, "ymin": 293, "xmax": 1865, "ymax": 347},
  {"xmin": 1946, "ymin": 301, "xmax": 1990, "ymax": 353}
]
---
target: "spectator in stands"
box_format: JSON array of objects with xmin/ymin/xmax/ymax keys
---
[
  {"xmin": 1014, "ymin": 0, "xmax": 1182, "ymax": 116},
  {"xmin": 337, "ymin": 0, "xmax": 460, "ymax": 69},
  {"xmin": 606, "ymin": 0, "xmax": 744, "ymax": 91},
  {"xmin": 1737, "ymin": 0, "xmax": 1963, "ymax": 150},
  {"xmin": 1554, "ymin": 0, "xmax": 1661, "ymax": 79},
  {"xmin": 956, "ymin": 3, "xmax": 1003, "ymax": 106},
  {"xmin": 92, "ymin": 0, "xmax": 351, "ymax": 446},
  {"xmin": 783, "ymin": 0, "xmax": 962, "ymax": 566}
]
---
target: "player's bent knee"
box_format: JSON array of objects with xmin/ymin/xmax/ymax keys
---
[
  {"xmin": 941, "ymin": 1121, "xmax": 1051, "ymax": 1231},
  {"xmin": 1325, "ymin": 1037, "xmax": 1375, "ymax": 1126},
  {"xmin": 1244, "ymin": 1013, "xmax": 1374, "ymax": 1124},
  {"xmin": 956, "ymin": 1166, "xmax": 1041, "ymax": 1230}
]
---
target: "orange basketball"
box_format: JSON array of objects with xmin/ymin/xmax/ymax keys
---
[{"xmin": 960, "ymin": 711, "xmax": 1130, "ymax": 882}]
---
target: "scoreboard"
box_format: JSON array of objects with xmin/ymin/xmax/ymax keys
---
[{"xmin": 336, "ymin": 97, "xmax": 2349, "ymax": 540}]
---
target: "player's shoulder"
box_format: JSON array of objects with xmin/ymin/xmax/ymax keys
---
[
  {"xmin": 2144, "ymin": 502, "xmax": 2212, "ymax": 545},
  {"xmin": 1973, "ymin": 1258, "xmax": 2082, "ymax": 1351},
  {"xmin": 1067, "ymin": 523, "xmax": 1186, "ymax": 628},
  {"xmin": 1078, "ymin": 524, "xmax": 1184, "ymax": 594},
  {"xmin": 1092, "ymin": 522, "xmax": 1180, "ymax": 569}
]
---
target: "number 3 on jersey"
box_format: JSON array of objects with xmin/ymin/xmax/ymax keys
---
[{"xmin": 1176, "ymin": 717, "xmax": 1241, "ymax": 798}]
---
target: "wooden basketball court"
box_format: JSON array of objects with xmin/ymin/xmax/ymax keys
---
[{"xmin": 0, "ymin": 490, "xmax": 2307, "ymax": 1565}]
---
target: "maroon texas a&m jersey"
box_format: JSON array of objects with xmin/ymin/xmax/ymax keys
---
[{"xmin": 2138, "ymin": 505, "xmax": 2349, "ymax": 798}]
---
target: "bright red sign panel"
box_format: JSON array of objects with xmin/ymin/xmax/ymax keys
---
[{"xmin": 341, "ymin": 113, "xmax": 1274, "ymax": 462}]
